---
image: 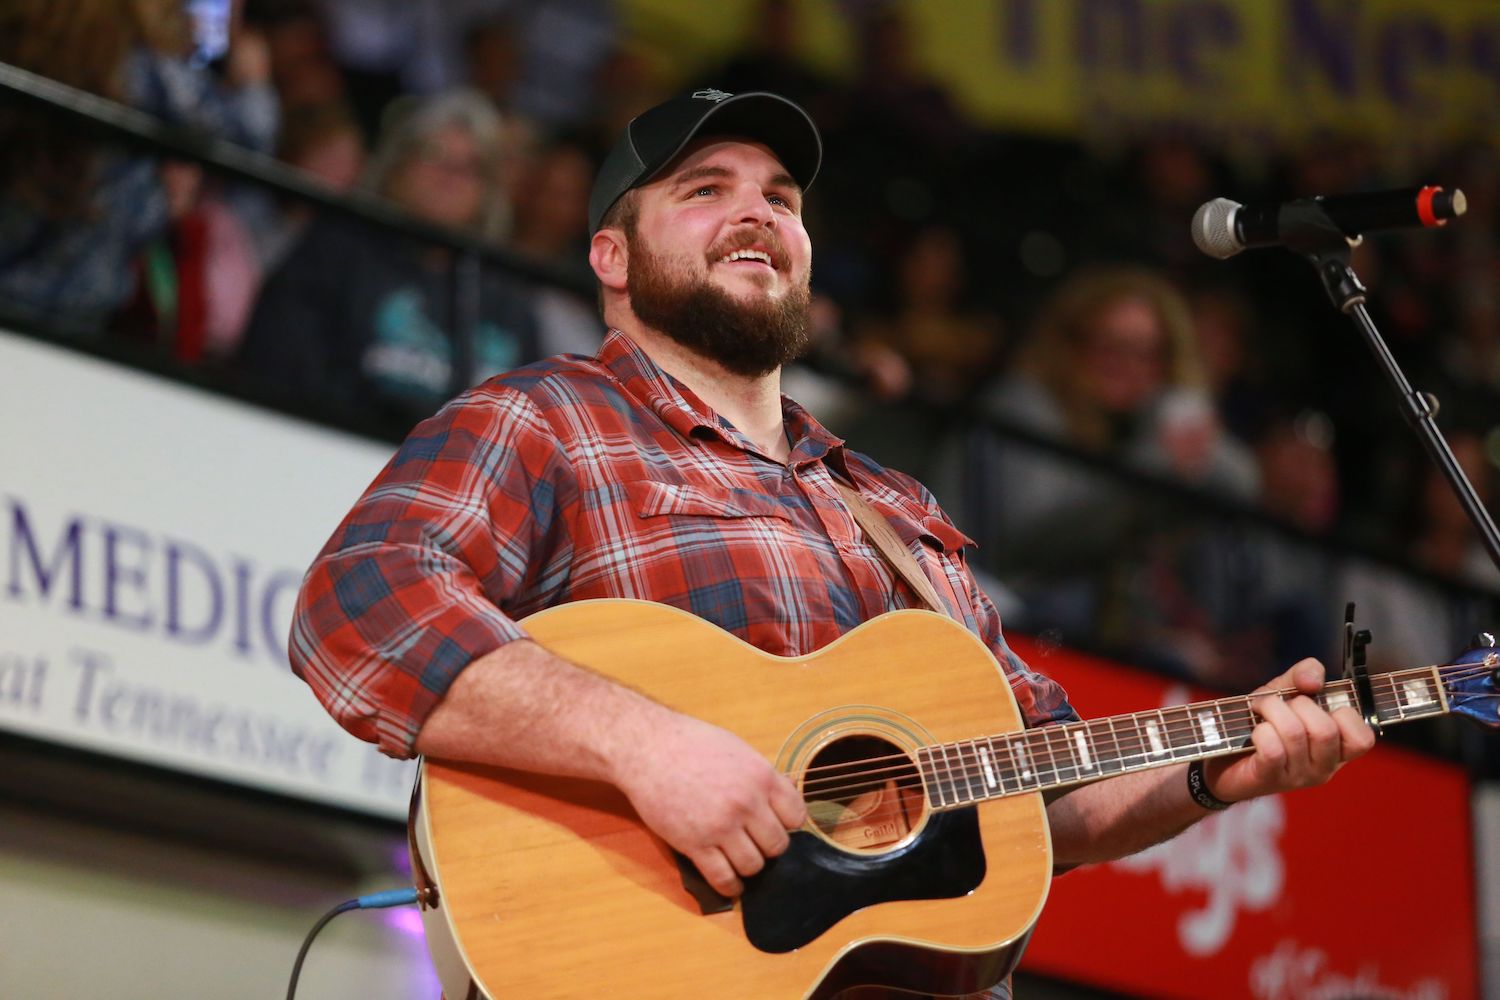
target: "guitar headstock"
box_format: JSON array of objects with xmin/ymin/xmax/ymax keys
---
[{"xmin": 1441, "ymin": 637, "xmax": 1500, "ymax": 729}]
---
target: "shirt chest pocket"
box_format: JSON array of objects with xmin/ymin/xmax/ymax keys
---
[{"xmin": 625, "ymin": 480, "xmax": 795, "ymax": 522}]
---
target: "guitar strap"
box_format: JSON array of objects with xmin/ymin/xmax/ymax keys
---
[{"xmin": 832, "ymin": 481, "xmax": 950, "ymax": 618}]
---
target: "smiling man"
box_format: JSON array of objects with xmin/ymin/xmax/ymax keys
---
[{"xmin": 289, "ymin": 91, "xmax": 1374, "ymax": 1000}]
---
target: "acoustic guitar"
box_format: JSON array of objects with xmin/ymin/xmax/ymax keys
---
[{"xmin": 408, "ymin": 599, "xmax": 1498, "ymax": 999}]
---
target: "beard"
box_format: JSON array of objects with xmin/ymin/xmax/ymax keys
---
[{"xmin": 626, "ymin": 234, "xmax": 812, "ymax": 378}]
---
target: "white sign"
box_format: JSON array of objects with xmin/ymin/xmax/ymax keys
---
[{"xmin": 0, "ymin": 330, "xmax": 415, "ymax": 818}]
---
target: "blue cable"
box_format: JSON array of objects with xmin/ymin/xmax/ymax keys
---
[
  {"xmin": 356, "ymin": 888, "xmax": 420, "ymax": 909},
  {"xmin": 286, "ymin": 887, "xmax": 420, "ymax": 1000}
]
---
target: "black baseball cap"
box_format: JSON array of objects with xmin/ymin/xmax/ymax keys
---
[{"xmin": 588, "ymin": 88, "xmax": 822, "ymax": 233}]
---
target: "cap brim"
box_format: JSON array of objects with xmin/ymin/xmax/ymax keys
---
[{"xmin": 590, "ymin": 92, "xmax": 822, "ymax": 232}]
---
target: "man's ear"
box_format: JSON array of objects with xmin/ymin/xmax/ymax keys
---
[{"xmin": 590, "ymin": 228, "xmax": 629, "ymax": 293}]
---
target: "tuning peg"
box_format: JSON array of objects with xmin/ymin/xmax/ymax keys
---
[{"xmin": 1470, "ymin": 632, "xmax": 1497, "ymax": 648}]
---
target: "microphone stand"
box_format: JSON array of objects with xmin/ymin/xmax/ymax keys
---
[
  {"xmin": 1281, "ymin": 201, "xmax": 1500, "ymax": 572},
  {"xmin": 1278, "ymin": 202, "xmax": 1500, "ymax": 714}
]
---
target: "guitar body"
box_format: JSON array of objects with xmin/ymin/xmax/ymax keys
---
[{"xmin": 413, "ymin": 599, "xmax": 1053, "ymax": 999}]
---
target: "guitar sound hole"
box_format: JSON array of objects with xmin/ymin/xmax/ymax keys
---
[{"xmin": 803, "ymin": 735, "xmax": 925, "ymax": 853}]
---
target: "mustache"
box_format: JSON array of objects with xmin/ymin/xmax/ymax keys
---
[{"xmin": 707, "ymin": 232, "xmax": 790, "ymax": 271}]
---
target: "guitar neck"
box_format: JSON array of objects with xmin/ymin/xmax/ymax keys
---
[{"xmin": 915, "ymin": 665, "xmax": 1453, "ymax": 809}]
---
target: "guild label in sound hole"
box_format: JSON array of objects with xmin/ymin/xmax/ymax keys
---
[{"xmin": 803, "ymin": 734, "xmax": 925, "ymax": 852}]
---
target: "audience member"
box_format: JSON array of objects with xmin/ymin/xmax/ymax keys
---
[
  {"xmin": 235, "ymin": 89, "xmax": 538, "ymax": 425},
  {"xmin": 703, "ymin": 0, "xmax": 836, "ymax": 119},
  {"xmin": 1187, "ymin": 282, "xmax": 1267, "ymax": 443},
  {"xmin": 508, "ymin": 133, "xmax": 602, "ymax": 357},
  {"xmin": 262, "ymin": 6, "xmax": 347, "ymax": 114},
  {"xmin": 117, "ymin": 160, "xmax": 263, "ymax": 363},
  {"xmin": 0, "ymin": 0, "xmax": 277, "ymax": 334},
  {"xmin": 935, "ymin": 267, "xmax": 1258, "ymax": 638},
  {"xmin": 1340, "ymin": 432, "xmax": 1500, "ymax": 673},
  {"xmin": 1124, "ymin": 410, "xmax": 1343, "ymax": 688},
  {"xmin": 852, "ymin": 224, "xmax": 1003, "ymax": 404}
]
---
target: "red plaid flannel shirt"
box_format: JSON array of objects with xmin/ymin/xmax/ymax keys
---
[{"xmin": 290, "ymin": 331, "xmax": 1076, "ymax": 757}]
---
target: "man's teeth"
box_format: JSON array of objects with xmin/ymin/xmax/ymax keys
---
[{"xmin": 719, "ymin": 249, "xmax": 773, "ymax": 265}]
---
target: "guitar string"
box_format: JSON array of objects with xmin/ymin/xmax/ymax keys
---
[
  {"xmin": 798, "ymin": 703, "xmax": 1405, "ymax": 800},
  {"xmin": 792, "ymin": 665, "xmax": 1485, "ymax": 788},
  {"xmin": 793, "ymin": 691, "xmax": 1284, "ymax": 782},
  {"xmin": 792, "ymin": 672, "xmax": 1490, "ymax": 824},
  {"xmin": 799, "ymin": 739, "xmax": 1253, "ymax": 803},
  {"xmin": 797, "ymin": 703, "xmax": 1318, "ymax": 792},
  {"xmin": 799, "ymin": 727, "xmax": 1264, "ymax": 802},
  {"xmin": 803, "ymin": 713, "xmax": 1333, "ymax": 797},
  {"xmin": 794, "ymin": 688, "xmax": 1464, "ymax": 822},
  {"xmin": 797, "ymin": 713, "xmax": 1367, "ymax": 825},
  {"xmin": 795, "ymin": 682, "xmax": 1473, "ymax": 801}
]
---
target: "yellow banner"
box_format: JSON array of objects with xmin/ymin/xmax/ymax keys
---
[{"xmin": 621, "ymin": 0, "xmax": 1500, "ymax": 151}]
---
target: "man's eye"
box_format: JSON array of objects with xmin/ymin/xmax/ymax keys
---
[
  {"xmin": 693, "ymin": 186, "xmax": 715, "ymax": 197},
  {"xmin": 768, "ymin": 194, "xmax": 789, "ymax": 207}
]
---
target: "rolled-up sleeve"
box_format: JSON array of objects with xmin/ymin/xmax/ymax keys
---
[{"xmin": 289, "ymin": 385, "xmax": 576, "ymax": 757}]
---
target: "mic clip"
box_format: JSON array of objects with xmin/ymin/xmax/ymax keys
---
[{"xmin": 1277, "ymin": 200, "xmax": 1368, "ymax": 312}]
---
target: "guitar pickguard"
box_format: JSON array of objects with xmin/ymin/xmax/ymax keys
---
[{"xmin": 740, "ymin": 807, "xmax": 986, "ymax": 954}]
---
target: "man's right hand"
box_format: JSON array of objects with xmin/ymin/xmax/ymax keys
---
[
  {"xmin": 613, "ymin": 709, "xmax": 808, "ymax": 897},
  {"xmin": 415, "ymin": 640, "xmax": 807, "ymax": 897}
]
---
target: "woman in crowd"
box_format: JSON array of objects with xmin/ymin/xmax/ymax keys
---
[
  {"xmin": 235, "ymin": 88, "xmax": 539, "ymax": 426},
  {"xmin": 938, "ymin": 266, "xmax": 1258, "ymax": 638}
]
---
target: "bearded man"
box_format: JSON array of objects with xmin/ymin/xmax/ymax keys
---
[{"xmin": 289, "ymin": 91, "xmax": 1373, "ymax": 1000}]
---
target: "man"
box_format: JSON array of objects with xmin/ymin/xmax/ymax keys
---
[{"xmin": 289, "ymin": 90, "xmax": 1375, "ymax": 997}]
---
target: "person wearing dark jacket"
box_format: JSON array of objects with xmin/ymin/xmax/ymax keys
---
[{"xmin": 237, "ymin": 89, "xmax": 539, "ymax": 424}]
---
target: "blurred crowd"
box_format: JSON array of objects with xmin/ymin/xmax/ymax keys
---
[{"xmin": 4, "ymin": 0, "xmax": 1500, "ymax": 761}]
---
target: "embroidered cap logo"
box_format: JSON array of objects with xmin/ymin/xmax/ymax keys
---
[{"xmin": 692, "ymin": 89, "xmax": 733, "ymax": 102}]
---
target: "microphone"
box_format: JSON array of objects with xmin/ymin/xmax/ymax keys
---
[{"xmin": 1192, "ymin": 186, "xmax": 1467, "ymax": 259}]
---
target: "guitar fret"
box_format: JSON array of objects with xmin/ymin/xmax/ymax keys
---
[
  {"xmin": 1054, "ymin": 724, "xmax": 1080, "ymax": 784},
  {"xmin": 1145, "ymin": 710, "xmax": 1169, "ymax": 759},
  {"xmin": 915, "ymin": 746, "xmax": 943, "ymax": 809},
  {"xmin": 1169, "ymin": 705, "xmax": 1199, "ymax": 758},
  {"xmin": 1073, "ymin": 724, "xmax": 1096, "ymax": 774},
  {"xmin": 1389, "ymin": 676, "xmax": 1410, "ymax": 723},
  {"xmin": 1044, "ymin": 726, "xmax": 1071, "ymax": 785},
  {"xmin": 1116, "ymin": 713, "xmax": 1145, "ymax": 772},
  {"xmin": 955, "ymin": 740, "xmax": 979, "ymax": 804},
  {"xmin": 1211, "ymin": 700, "xmax": 1233, "ymax": 754},
  {"xmin": 1321, "ymin": 680, "xmax": 1355, "ymax": 717},
  {"xmin": 1155, "ymin": 708, "xmax": 1176, "ymax": 758},
  {"xmin": 1399, "ymin": 676, "xmax": 1439, "ymax": 715},
  {"xmin": 1035, "ymin": 728, "xmax": 1060, "ymax": 788},
  {"xmin": 1222, "ymin": 698, "xmax": 1253, "ymax": 748},
  {"xmin": 1195, "ymin": 705, "xmax": 1222, "ymax": 750},
  {"xmin": 989, "ymin": 739, "xmax": 1010, "ymax": 793},
  {"xmin": 957, "ymin": 741, "xmax": 977, "ymax": 804},
  {"xmin": 942, "ymin": 743, "xmax": 965, "ymax": 805},
  {"xmin": 977, "ymin": 739, "xmax": 1000, "ymax": 795},
  {"xmin": 1101, "ymin": 715, "xmax": 1125, "ymax": 776},
  {"xmin": 1010, "ymin": 735, "xmax": 1036, "ymax": 790},
  {"xmin": 929, "ymin": 745, "xmax": 955, "ymax": 809},
  {"xmin": 936, "ymin": 742, "xmax": 961, "ymax": 806},
  {"xmin": 1019, "ymin": 732, "xmax": 1043, "ymax": 789}
]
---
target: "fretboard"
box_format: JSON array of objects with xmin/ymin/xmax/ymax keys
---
[{"xmin": 914, "ymin": 665, "xmax": 1451, "ymax": 809}]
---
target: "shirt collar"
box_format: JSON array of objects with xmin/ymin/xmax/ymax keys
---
[{"xmin": 595, "ymin": 330, "xmax": 846, "ymax": 466}]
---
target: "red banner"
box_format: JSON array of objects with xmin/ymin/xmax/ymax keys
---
[{"xmin": 1010, "ymin": 636, "xmax": 1478, "ymax": 1000}]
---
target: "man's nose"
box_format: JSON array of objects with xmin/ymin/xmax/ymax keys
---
[{"xmin": 730, "ymin": 184, "xmax": 776, "ymax": 227}]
